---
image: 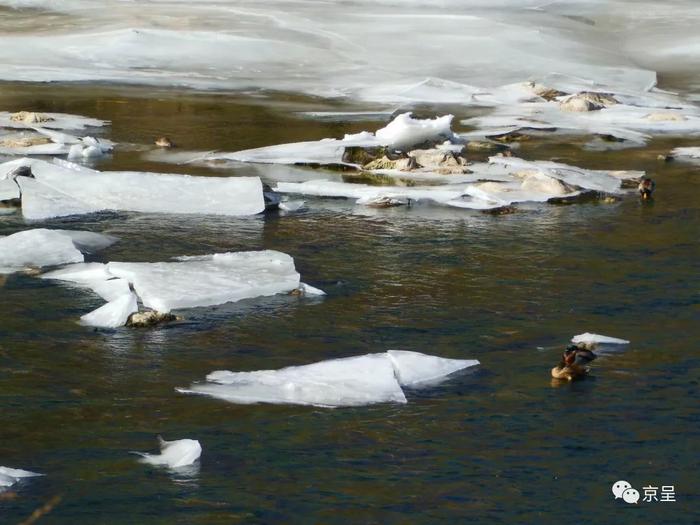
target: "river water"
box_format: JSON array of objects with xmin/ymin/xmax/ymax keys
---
[{"xmin": 0, "ymin": 82, "xmax": 698, "ymax": 523}]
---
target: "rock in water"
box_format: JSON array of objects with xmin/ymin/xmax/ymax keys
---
[
  {"xmin": 135, "ymin": 437, "xmax": 202, "ymax": 469},
  {"xmin": 127, "ymin": 311, "xmax": 181, "ymax": 327},
  {"xmin": 558, "ymin": 92, "xmax": 618, "ymax": 112}
]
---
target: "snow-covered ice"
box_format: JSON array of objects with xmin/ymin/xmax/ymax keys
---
[
  {"xmin": 177, "ymin": 351, "xmax": 479, "ymax": 407},
  {"xmin": 135, "ymin": 437, "xmax": 202, "ymax": 469}
]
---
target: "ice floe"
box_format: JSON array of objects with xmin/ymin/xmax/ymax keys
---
[
  {"xmin": 0, "ymin": 466, "xmax": 42, "ymax": 491},
  {"xmin": 177, "ymin": 351, "xmax": 479, "ymax": 407},
  {"xmin": 41, "ymin": 250, "xmax": 311, "ymax": 328},
  {"xmin": 0, "ymin": 228, "xmax": 116, "ymax": 273},
  {"xmin": 572, "ymin": 333, "xmax": 630, "ymax": 346},
  {"xmin": 2, "ymin": 158, "xmax": 265, "ymax": 219},
  {"xmin": 461, "ymin": 89, "xmax": 700, "ymax": 148},
  {"xmin": 669, "ymin": 146, "xmax": 700, "ymax": 163},
  {"xmin": 134, "ymin": 437, "xmax": 201, "ymax": 469}
]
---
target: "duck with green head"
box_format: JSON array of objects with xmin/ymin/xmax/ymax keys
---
[{"xmin": 551, "ymin": 344, "xmax": 597, "ymax": 380}]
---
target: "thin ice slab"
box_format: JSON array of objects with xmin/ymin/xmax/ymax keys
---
[
  {"xmin": 177, "ymin": 351, "xmax": 479, "ymax": 407},
  {"xmin": 0, "ymin": 228, "xmax": 116, "ymax": 274},
  {"xmin": 134, "ymin": 437, "xmax": 202, "ymax": 469}
]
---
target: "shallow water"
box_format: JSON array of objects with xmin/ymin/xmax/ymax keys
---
[{"xmin": 0, "ymin": 84, "xmax": 699, "ymax": 524}]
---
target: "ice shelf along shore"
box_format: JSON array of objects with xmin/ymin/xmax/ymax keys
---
[
  {"xmin": 0, "ymin": 228, "xmax": 117, "ymax": 274},
  {"xmin": 40, "ymin": 250, "xmax": 321, "ymax": 329},
  {"xmin": 177, "ymin": 350, "xmax": 480, "ymax": 408},
  {"xmin": 3, "ymin": 1, "xmax": 700, "ymax": 101},
  {"xmin": 0, "ymin": 158, "xmax": 265, "ymax": 219}
]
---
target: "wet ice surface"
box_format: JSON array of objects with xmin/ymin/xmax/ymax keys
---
[
  {"xmin": 134, "ymin": 437, "xmax": 202, "ymax": 469},
  {"xmin": 0, "ymin": 467, "xmax": 42, "ymax": 491},
  {"xmin": 4, "ymin": 158, "xmax": 264, "ymax": 219},
  {"xmin": 0, "ymin": 228, "xmax": 115, "ymax": 273},
  {"xmin": 179, "ymin": 351, "xmax": 479, "ymax": 407}
]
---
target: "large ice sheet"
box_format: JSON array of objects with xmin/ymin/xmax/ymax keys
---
[
  {"xmin": 107, "ymin": 251, "xmax": 300, "ymax": 312},
  {"xmin": 0, "ymin": 228, "xmax": 113, "ymax": 273},
  {"xmin": 14, "ymin": 159, "xmax": 265, "ymax": 219},
  {"xmin": 178, "ymin": 351, "xmax": 479, "ymax": 407}
]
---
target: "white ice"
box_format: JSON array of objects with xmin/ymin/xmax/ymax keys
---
[
  {"xmin": 0, "ymin": 228, "xmax": 114, "ymax": 273},
  {"xmin": 0, "ymin": 178, "xmax": 20, "ymax": 202},
  {"xmin": 375, "ymin": 113, "xmax": 455, "ymax": 150},
  {"xmin": 80, "ymin": 291, "xmax": 138, "ymax": 328},
  {"xmin": 0, "ymin": 111, "xmax": 107, "ymax": 130},
  {"xmin": 177, "ymin": 351, "xmax": 479, "ymax": 407},
  {"xmin": 42, "ymin": 250, "xmax": 303, "ymax": 327},
  {"xmin": 571, "ymin": 333, "xmax": 630, "ymax": 345},
  {"xmin": 135, "ymin": 437, "xmax": 202, "ymax": 469},
  {"xmin": 670, "ymin": 147, "xmax": 700, "ymax": 162},
  {"xmin": 13, "ymin": 158, "xmax": 265, "ymax": 219},
  {"xmin": 0, "ymin": 2, "xmax": 668, "ymax": 100},
  {"xmin": 0, "ymin": 466, "xmax": 42, "ymax": 490},
  {"xmin": 107, "ymin": 251, "xmax": 300, "ymax": 312}
]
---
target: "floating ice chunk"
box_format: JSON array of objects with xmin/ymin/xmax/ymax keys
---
[
  {"xmin": 179, "ymin": 353, "xmax": 407, "ymax": 407},
  {"xmin": 387, "ymin": 350, "xmax": 480, "ymax": 387},
  {"xmin": 0, "ymin": 142, "xmax": 71, "ymax": 156},
  {"xmin": 0, "ymin": 466, "xmax": 42, "ymax": 490},
  {"xmin": 135, "ymin": 437, "xmax": 201, "ymax": 469},
  {"xmin": 0, "ymin": 111, "xmax": 107, "ymax": 130},
  {"xmin": 279, "ymin": 200, "xmax": 305, "ymax": 212},
  {"xmin": 0, "ymin": 178, "xmax": 20, "ymax": 202},
  {"xmin": 299, "ymin": 283, "xmax": 326, "ymax": 296},
  {"xmin": 41, "ymin": 262, "xmax": 112, "ymax": 283},
  {"xmin": 178, "ymin": 351, "xmax": 478, "ymax": 407},
  {"xmin": 21, "ymin": 159, "xmax": 264, "ymax": 218},
  {"xmin": 58, "ymin": 230, "xmax": 118, "ymax": 253},
  {"xmin": 17, "ymin": 176, "xmax": 101, "ymax": 220},
  {"xmin": 572, "ymin": 333, "xmax": 630, "ymax": 345},
  {"xmin": 670, "ymin": 146, "xmax": 700, "ymax": 162},
  {"xmin": 80, "ymin": 292, "xmax": 138, "ymax": 329},
  {"xmin": 375, "ymin": 113, "xmax": 455, "ymax": 150},
  {"xmin": 107, "ymin": 250, "xmax": 300, "ymax": 312},
  {"xmin": 0, "ymin": 229, "xmax": 84, "ymax": 273},
  {"xmin": 0, "ymin": 158, "xmax": 34, "ymax": 180}
]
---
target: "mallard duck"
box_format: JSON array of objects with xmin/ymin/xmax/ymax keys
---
[
  {"xmin": 155, "ymin": 136, "xmax": 174, "ymax": 148},
  {"xmin": 638, "ymin": 177, "xmax": 655, "ymax": 199},
  {"xmin": 551, "ymin": 344, "xmax": 597, "ymax": 380}
]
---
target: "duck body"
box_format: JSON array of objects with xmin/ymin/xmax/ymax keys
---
[
  {"xmin": 638, "ymin": 177, "xmax": 655, "ymax": 199},
  {"xmin": 551, "ymin": 345, "xmax": 597, "ymax": 380}
]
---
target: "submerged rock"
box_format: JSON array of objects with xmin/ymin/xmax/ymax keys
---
[
  {"xmin": 559, "ymin": 91, "xmax": 618, "ymax": 112},
  {"xmin": 408, "ymin": 148, "xmax": 470, "ymax": 174},
  {"xmin": 464, "ymin": 140, "xmax": 510, "ymax": 153},
  {"xmin": 127, "ymin": 311, "xmax": 181, "ymax": 328},
  {"xmin": 341, "ymin": 145, "xmax": 387, "ymax": 165}
]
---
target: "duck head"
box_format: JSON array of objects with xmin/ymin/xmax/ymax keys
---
[{"xmin": 639, "ymin": 177, "xmax": 655, "ymax": 200}]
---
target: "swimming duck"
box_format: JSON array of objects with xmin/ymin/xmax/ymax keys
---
[
  {"xmin": 551, "ymin": 344, "xmax": 597, "ymax": 380},
  {"xmin": 638, "ymin": 177, "xmax": 655, "ymax": 199},
  {"xmin": 155, "ymin": 136, "xmax": 174, "ymax": 148}
]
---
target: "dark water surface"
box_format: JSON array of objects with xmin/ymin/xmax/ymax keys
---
[{"xmin": 0, "ymin": 83, "xmax": 698, "ymax": 524}]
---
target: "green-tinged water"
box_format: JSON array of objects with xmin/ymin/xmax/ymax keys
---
[{"xmin": 0, "ymin": 83, "xmax": 698, "ymax": 524}]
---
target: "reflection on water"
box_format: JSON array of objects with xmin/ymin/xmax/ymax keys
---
[{"xmin": 0, "ymin": 84, "xmax": 698, "ymax": 523}]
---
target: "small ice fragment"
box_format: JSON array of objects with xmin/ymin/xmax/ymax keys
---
[
  {"xmin": 135, "ymin": 437, "xmax": 202, "ymax": 469},
  {"xmin": 299, "ymin": 282, "xmax": 326, "ymax": 296},
  {"xmin": 0, "ymin": 466, "xmax": 42, "ymax": 490},
  {"xmin": 279, "ymin": 200, "xmax": 305, "ymax": 212},
  {"xmin": 571, "ymin": 333, "xmax": 630, "ymax": 345},
  {"xmin": 386, "ymin": 350, "xmax": 480, "ymax": 387},
  {"xmin": 80, "ymin": 292, "xmax": 138, "ymax": 328},
  {"xmin": 375, "ymin": 113, "xmax": 455, "ymax": 150}
]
